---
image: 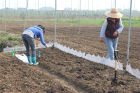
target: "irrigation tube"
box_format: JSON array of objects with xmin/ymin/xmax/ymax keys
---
[
  {"xmin": 126, "ymin": 0, "xmax": 132, "ymax": 65},
  {"xmin": 54, "ymin": 0, "xmax": 57, "ymax": 43},
  {"xmin": 24, "ymin": 0, "xmax": 29, "ymax": 30}
]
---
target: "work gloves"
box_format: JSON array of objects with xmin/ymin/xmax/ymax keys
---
[{"xmin": 45, "ymin": 44, "xmax": 49, "ymax": 48}]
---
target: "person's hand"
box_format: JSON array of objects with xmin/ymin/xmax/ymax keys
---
[
  {"xmin": 100, "ymin": 37, "xmax": 104, "ymax": 42},
  {"xmin": 113, "ymin": 31, "xmax": 118, "ymax": 37},
  {"xmin": 45, "ymin": 44, "xmax": 50, "ymax": 48}
]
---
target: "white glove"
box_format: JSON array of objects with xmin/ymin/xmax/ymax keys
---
[{"xmin": 45, "ymin": 44, "xmax": 49, "ymax": 48}]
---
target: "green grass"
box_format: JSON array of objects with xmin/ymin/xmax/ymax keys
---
[
  {"xmin": 57, "ymin": 17, "xmax": 140, "ymax": 27},
  {"xmin": 0, "ymin": 41, "xmax": 2, "ymax": 45},
  {"xmin": 16, "ymin": 34, "xmax": 21, "ymax": 37},
  {"xmin": 13, "ymin": 41, "xmax": 20, "ymax": 45},
  {"xmin": 57, "ymin": 18, "xmax": 104, "ymax": 25},
  {"xmin": 0, "ymin": 33, "xmax": 15, "ymax": 41},
  {"xmin": 0, "ymin": 18, "xmax": 53, "ymax": 22},
  {"xmin": 0, "ymin": 33, "xmax": 9, "ymax": 41},
  {"xmin": 0, "ymin": 17, "xmax": 140, "ymax": 27},
  {"xmin": 0, "ymin": 18, "xmax": 23, "ymax": 22},
  {"xmin": 122, "ymin": 17, "xmax": 140, "ymax": 27},
  {"xmin": 7, "ymin": 35, "xmax": 14, "ymax": 40},
  {"xmin": 0, "ymin": 32, "xmax": 21, "ymax": 46}
]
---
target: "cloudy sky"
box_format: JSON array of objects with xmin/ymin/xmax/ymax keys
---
[{"xmin": 0, "ymin": 0, "xmax": 139, "ymax": 10}]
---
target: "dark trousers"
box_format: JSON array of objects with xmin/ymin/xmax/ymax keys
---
[{"xmin": 22, "ymin": 34, "xmax": 36, "ymax": 57}]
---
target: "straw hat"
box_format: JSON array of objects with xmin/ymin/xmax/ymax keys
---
[{"xmin": 105, "ymin": 8, "xmax": 123, "ymax": 18}]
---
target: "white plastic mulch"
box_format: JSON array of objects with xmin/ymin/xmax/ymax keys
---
[
  {"xmin": 54, "ymin": 42, "xmax": 140, "ymax": 80},
  {"xmin": 15, "ymin": 54, "xmax": 28, "ymax": 64}
]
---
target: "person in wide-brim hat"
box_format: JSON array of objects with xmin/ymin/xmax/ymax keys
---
[
  {"xmin": 105, "ymin": 8, "xmax": 123, "ymax": 18},
  {"xmin": 100, "ymin": 8, "xmax": 124, "ymax": 60}
]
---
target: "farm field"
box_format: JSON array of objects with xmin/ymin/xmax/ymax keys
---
[
  {"xmin": 0, "ymin": 21, "xmax": 140, "ymax": 92},
  {"xmin": 2, "ymin": 21, "xmax": 139, "ymax": 69}
]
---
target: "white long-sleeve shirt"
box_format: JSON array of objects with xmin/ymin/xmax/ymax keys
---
[{"xmin": 100, "ymin": 18, "xmax": 124, "ymax": 38}]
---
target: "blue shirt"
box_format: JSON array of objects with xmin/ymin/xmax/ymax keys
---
[
  {"xmin": 100, "ymin": 19, "xmax": 124, "ymax": 38},
  {"xmin": 27, "ymin": 26, "xmax": 46, "ymax": 46}
]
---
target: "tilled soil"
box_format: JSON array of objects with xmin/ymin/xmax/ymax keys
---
[
  {"xmin": 0, "ymin": 52, "xmax": 80, "ymax": 93},
  {"xmin": 0, "ymin": 21, "xmax": 140, "ymax": 92},
  {"xmin": 2, "ymin": 21, "xmax": 140, "ymax": 69},
  {"xmin": 38, "ymin": 48, "xmax": 140, "ymax": 93},
  {"xmin": 0, "ymin": 48, "xmax": 140, "ymax": 92}
]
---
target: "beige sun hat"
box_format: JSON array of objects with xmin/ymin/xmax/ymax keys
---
[{"xmin": 105, "ymin": 8, "xmax": 123, "ymax": 18}]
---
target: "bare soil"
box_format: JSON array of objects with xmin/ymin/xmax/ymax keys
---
[{"xmin": 0, "ymin": 21, "xmax": 140, "ymax": 92}]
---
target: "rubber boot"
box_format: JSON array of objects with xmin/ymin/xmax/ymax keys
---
[
  {"xmin": 32, "ymin": 57, "xmax": 39, "ymax": 65},
  {"xmin": 27, "ymin": 56, "xmax": 33, "ymax": 65}
]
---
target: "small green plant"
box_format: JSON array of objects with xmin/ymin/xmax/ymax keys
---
[
  {"xmin": 2, "ymin": 37, "xmax": 9, "ymax": 41},
  {"xmin": 16, "ymin": 34, "xmax": 21, "ymax": 37},
  {"xmin": 8, "ymin": 35, "xmax": 14, "ymax": 40},
  {"xmin": 13, "ymin": 41, "xmax": 20, "ymax": 45},
  {"xmin": 0, "ymin": 41, "xmax": 2, "ymax": 45}
]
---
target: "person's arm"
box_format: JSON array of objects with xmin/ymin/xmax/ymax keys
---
[
  {"xmin": 39, "ymin": 31, "xmax": 47, "ymax": 46},
  {"xmin": 117, "ymin": 18, "xmax": 124, "ymax": 34},
  {"xmin": 100, "ymin": 25, "xmax": 107, "ymax": 38},
  {"xmin": 100, "ymin": 19, "xmax": 107, "ymax": 38}
]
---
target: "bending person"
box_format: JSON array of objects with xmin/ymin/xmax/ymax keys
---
[
  {"xmin": 100, "ymin": 8, "xmax": 124, "ymax": 60},
  {"xmin": 22, "ymin": 25, "xmax": 48, "ymax": 65}
]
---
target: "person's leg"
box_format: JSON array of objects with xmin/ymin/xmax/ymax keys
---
[
  {"xmin": 31, "ymin": 41, "xmax": 38, "ymax": 65},
  {"xmin": 105, "ymin": 37, "xmax": 114, "ymax": 60},
  {"xmin": 22, "ymin": 35, "xmax": 30, "ymax": 56},
  {"xmin": 113, "ymin": 38, "xmax": 118, "ymax": 51},
  {"xmin": 29, "ymin": 38, "xmax": 36, "ymax": 57},
  {"xmin": 27, "ymin": 37, "xmax": 38, "ymax": 65},
  {"xmin": 22, "ymin": 35, "xmax": 32, "ymax": 64}
]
